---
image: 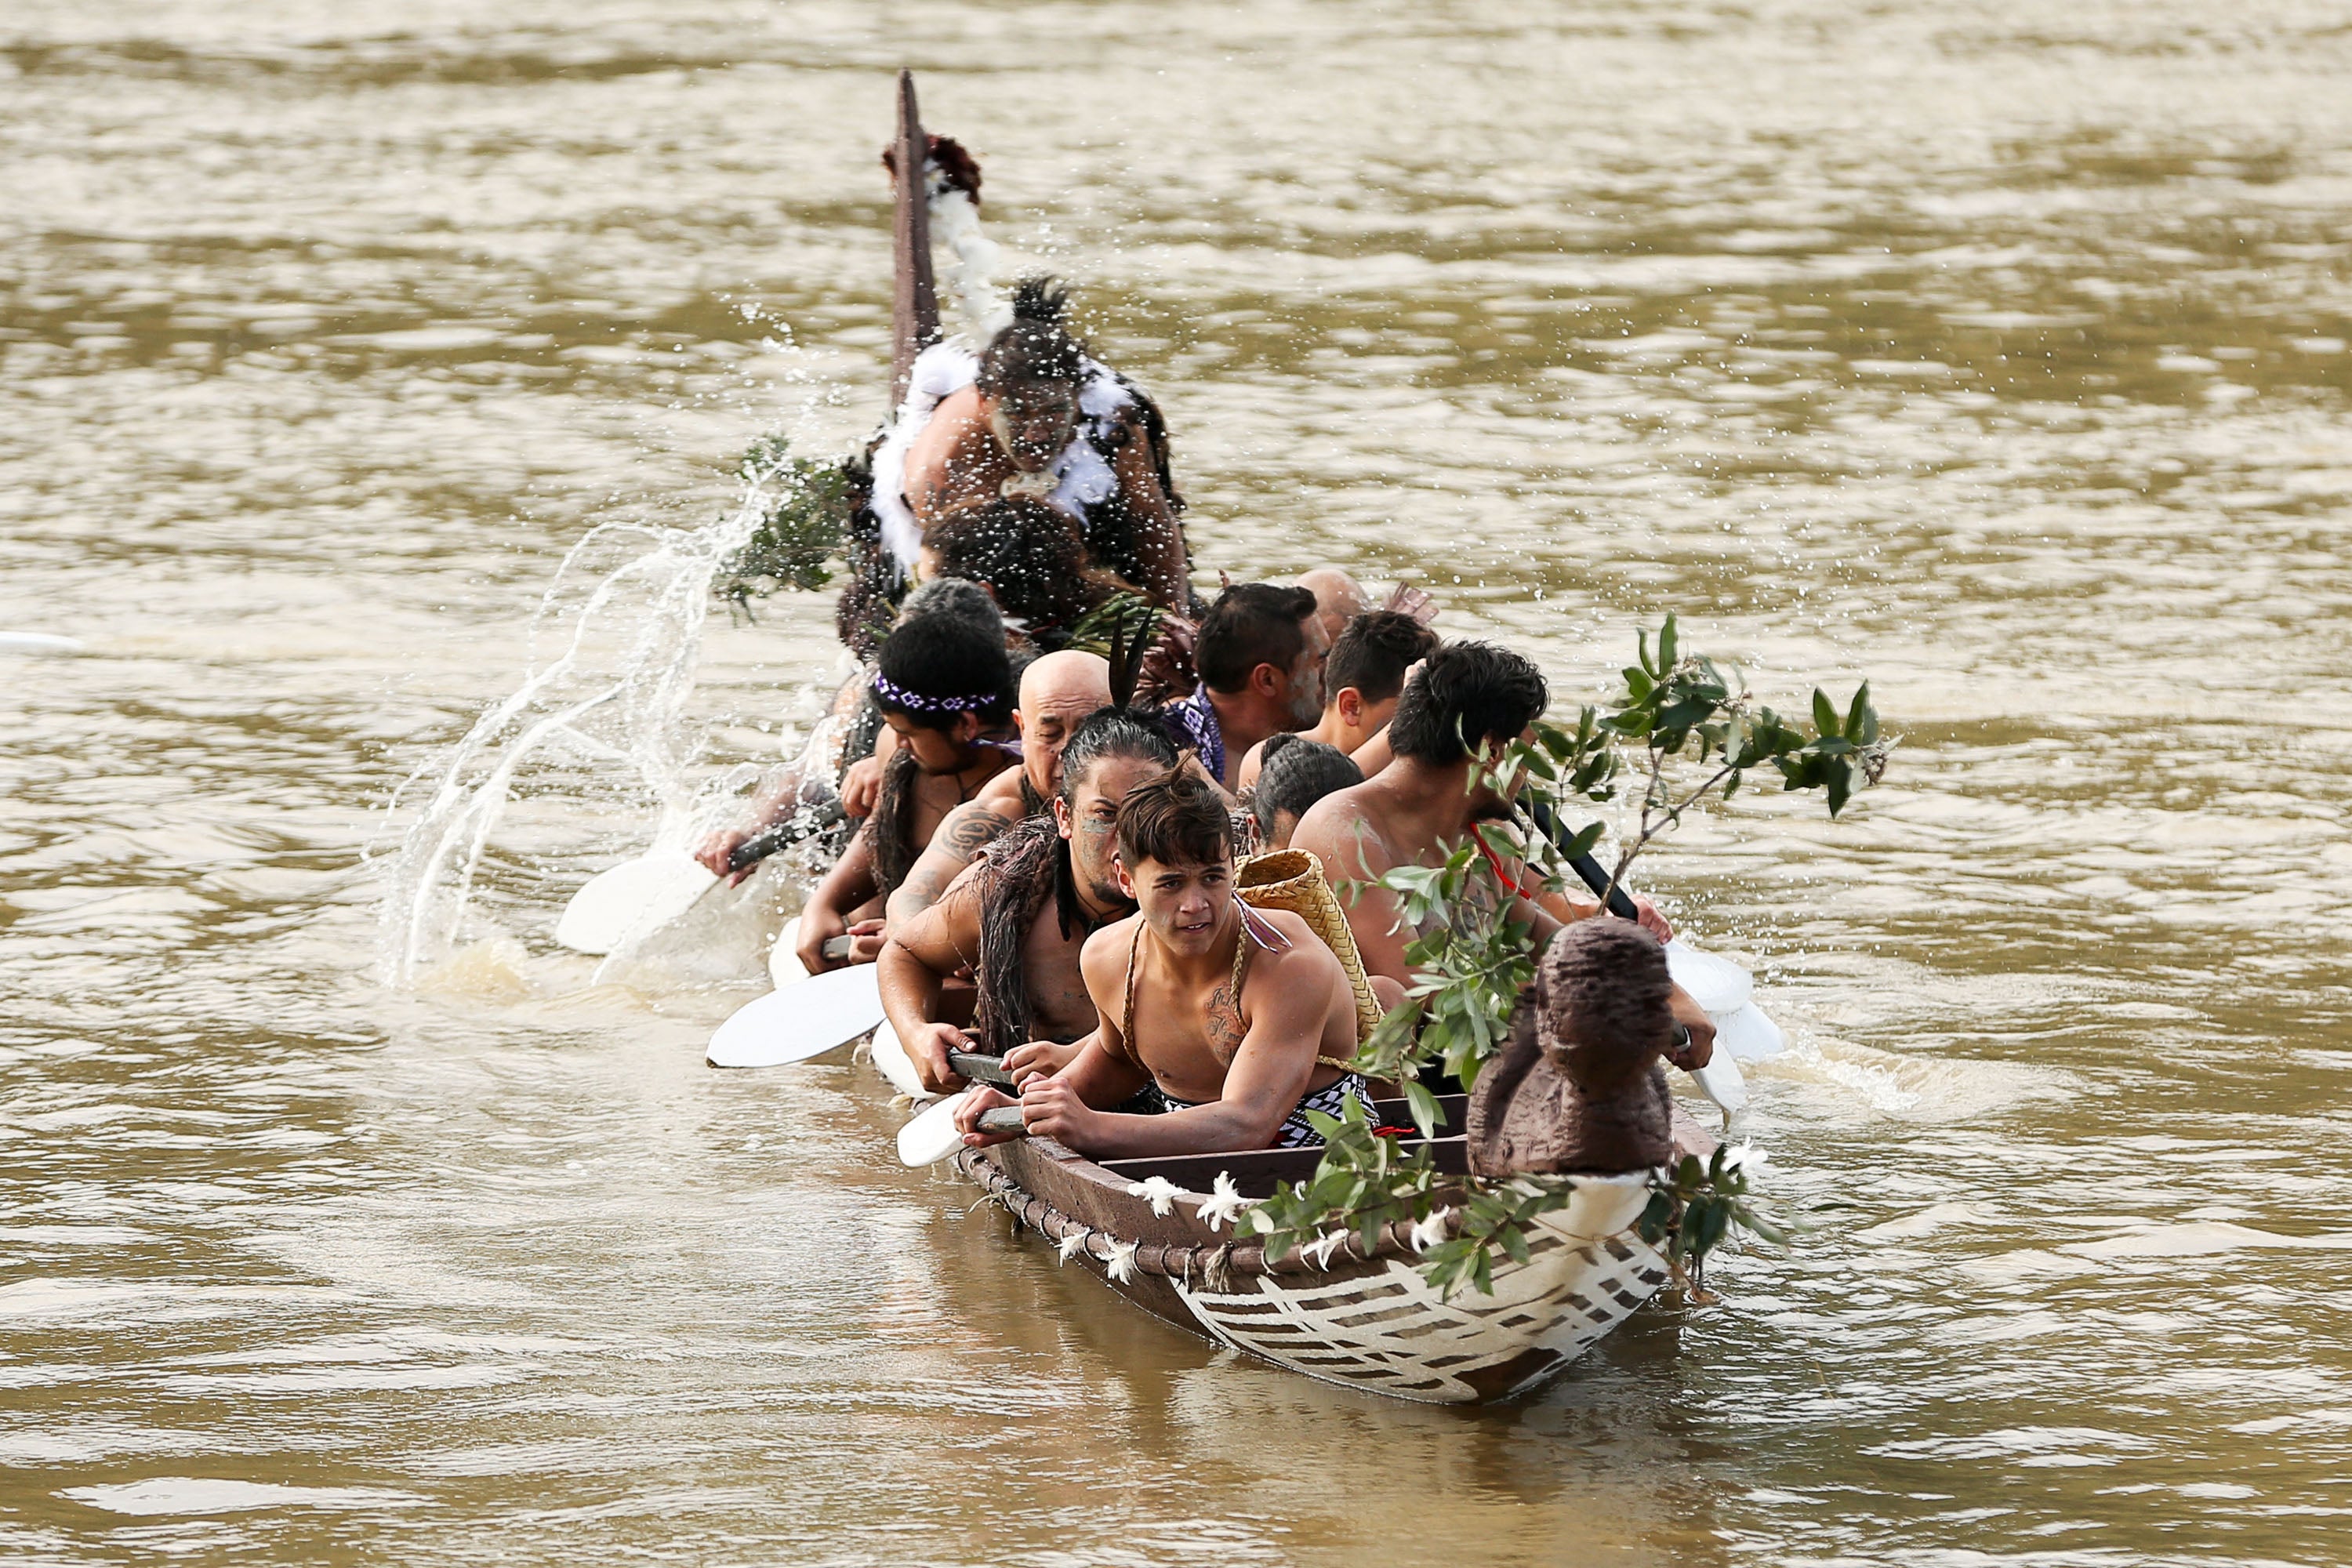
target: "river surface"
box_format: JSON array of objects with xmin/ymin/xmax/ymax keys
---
[{"xmin": 6, "ymin": 3, "xmax": 2352, "ymax": 1563}]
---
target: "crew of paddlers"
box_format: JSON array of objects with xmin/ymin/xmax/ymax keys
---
[{"xmin": 694, "ymin": 280, "xmax": 1720, "ymax": 1165}]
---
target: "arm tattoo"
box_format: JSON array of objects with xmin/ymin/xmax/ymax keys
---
[
  {"xmin": 1205, "ymin": 979, "xmax": 1246, "ymax": 1064},
  {"xmin": 900, "ymin": 808, "xmax": 1011, "ymax": 913},
  {"xmin": 942, "ymin": 808, "xmax": 1011, "ymax": 862}
]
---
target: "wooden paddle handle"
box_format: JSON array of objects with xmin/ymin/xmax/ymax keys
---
[
  {"xmin": 946, "ymin": 1050, "xmax": 1015, "ymax": 1087},
  {"xmin": 975, "ymin": 1106, "xmax": 1029, "ymax": 1137},
  {"xmin": 725, "ymin": 800, "xmax": 848, "ymax": 875},
  {"xmin": 1568, "ymin": 851, "xmax": 1643, "ymax": 922},
  {"xmin": 1525, "ymin": 800, "xmax": 1644, "ymax": 920}
]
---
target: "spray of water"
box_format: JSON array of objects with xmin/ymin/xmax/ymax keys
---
[
  {"xmin": 374, "ymin": 162, "xmax": 1015, "ymax": 990},
  {"xmin": 373, "ymin": 465, "xmax": 783, "ymax": 987}
]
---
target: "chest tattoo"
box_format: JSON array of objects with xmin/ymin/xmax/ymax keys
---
[{"xmin": 1204, "ymin": 979, "xmax": 1246, "ymax": 1063}]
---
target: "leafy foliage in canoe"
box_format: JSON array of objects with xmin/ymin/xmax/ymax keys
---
[
  {"xmin": 1244, "ymin": 1096, "xmax": 1784, "ymax": 1302},
  {"xmin": 1352, "ymin": 612, "xmax": 1893, "ymax": 1126},
  {"xmin": 1273, "ymin": 615, "xmax": 1892, "ymax": 1296},
  {"xmin": 717, "ymin": 435, "xmax": 856, "ymax": 613},
  {"xmin": 1639, "ymin": 1142, "xmax": 1785, "ymax": 1301}
]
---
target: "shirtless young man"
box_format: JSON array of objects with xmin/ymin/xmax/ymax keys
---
[
  {"xmin": 955, "ymin": 770, "xmax": 1367, "ymax": 1159},
  {"xmin": 878, "ymin": 710, "xmax": 1180, "ymax": 1095},
  {"xmin": 1233, "ymin": 608, "xmax": 1440, "ymax": 792},
  {"xmin": 1287, "ymin": 640, "xmax": 1717, "ymax": 1068},
  {"xmin": 884, "ymin": 650, "xmax": 1111, "ymax": 927},
  {"xmin": 789, "ymin": 615, "xmax": 1019, "ymax": 974},
  {"xmin": 896, "ymin": 281, "xmax": 1190, "ymax": 608}
]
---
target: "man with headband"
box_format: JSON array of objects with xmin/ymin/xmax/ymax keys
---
[
  {"xmin": 793, "ymin": 614, "xmax": 1019, "ymax": 973},
  {"xmin": 884, "ymin": 650, "xmax": 1112, "ymax": 928}
]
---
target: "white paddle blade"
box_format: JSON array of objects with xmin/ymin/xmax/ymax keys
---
[
  {"xmin": 867, "ymin": 1020, "xmax": 934, "ymax": 1101},
  {"xmin": 898, "ymin": 1088, "xmax": 978, "ymax": 1167},
  {"xmin": 768, "ymin": 916, "xmax": 809, "ymax": 988},
  {"xmin": 1664, "ymin": 938, "xmax": 1751, "ymax": 1016},
  {"xmin": 0, "ymin": 632, "xmax": 84, "ymax": 655},
  {"xmin": 1715, "ymin": 1001, "xmax": 1788, "ymax": 1064},
  {"xmin": 1688, "ymin": 1050, "xmax": 1748, "ymax": 1115},
  {"xmin": 706, "ymin": 964, "xmax": 885, "ymax": 1069},
  {"xmin": 557, "ymin": 850, "xmax": 717, "ymax": 954}
]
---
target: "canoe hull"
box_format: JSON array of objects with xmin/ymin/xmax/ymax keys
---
[{"xmin": 958, "ymin": 1134, "xmax": 1671, "ymax": 1405}]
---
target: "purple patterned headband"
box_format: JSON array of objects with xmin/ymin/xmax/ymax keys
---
[{"xmin": 873, "ymin": 672, "xmax": 998, "ymax": 715}]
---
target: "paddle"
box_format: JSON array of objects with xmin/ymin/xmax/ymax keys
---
[
  {"xmin": 899, "ymin": 1091, "xmax": 1026, "ymax": 1167},
  {"xmin": 0, "ymin": 632, "xmax": 84, "ymax": 655},
  {"xmin": 558, "ymin": 798, "xmax": 850, "ymax": 956},
  {"xmin": 868, "ymin": 1020, "xmax": 930, "ymax": 1099},
  {"xmin": 555, "ymin": 849, "xmax": 718, "ymax": 955},
  {"xmin": 727, "ymin": 799, "xmax": 848, "ymax": 877},
  {"xmin": 706, "ymin": 962, "xmax": 886, "ymax": 1069},
  {"xmin": 947, "ymin": 1049, "xmax": 1016, "ymax": 1087}
]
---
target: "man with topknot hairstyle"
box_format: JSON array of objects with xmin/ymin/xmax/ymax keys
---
[{"xmin": 881, "ymin": 278, "xmax": 1192, "ymax": 609}]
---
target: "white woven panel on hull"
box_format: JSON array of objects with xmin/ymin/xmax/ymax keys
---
[{"xmin": 1176, "ymin": 1178, "xmax": 1669, "ymax": 1404}]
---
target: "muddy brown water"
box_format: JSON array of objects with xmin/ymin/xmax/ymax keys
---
[{"xmin": 5, "ymin": 3, "xmax": 2352, "ymax": 1563}]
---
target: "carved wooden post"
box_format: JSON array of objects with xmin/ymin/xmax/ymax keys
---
[{"xmin": 889, "ymin": 69, "xmax": 941, "ymax": 409}]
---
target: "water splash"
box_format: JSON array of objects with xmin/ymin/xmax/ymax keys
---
[
  {"xmin": 372, "ymin": 166, "xmax": 1017, "ymax": 989},
  {"xmin": 372, "ymin": 471, "xmax": 782, "ymax": 987}
]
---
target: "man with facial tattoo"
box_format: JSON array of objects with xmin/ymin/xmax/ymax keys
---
[
  {"xmin": 860, "ymin": 279, "xmax": 1192, "ymax": 617},
  {"xmin": 877, "ymin": 709, "xmax": 1181, "ymax": 1096}
]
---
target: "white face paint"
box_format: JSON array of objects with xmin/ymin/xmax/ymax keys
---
[{"xmin": 987, "ymin": 384, "xmax": 1082, "ymax": 473}]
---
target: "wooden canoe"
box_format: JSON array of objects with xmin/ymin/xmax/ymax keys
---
[{"xmin": 939, "ymin": 1089, "xmax": 1705, "ymax": 1406}]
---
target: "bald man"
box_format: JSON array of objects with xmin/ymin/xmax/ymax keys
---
[
  {"xmin": 1295, "ymin": 568, "xmax": 1374, "ymax": 650},
  {"xmin": 885, "ymin": 650, "xmax": 1112, "ymax": 927}
]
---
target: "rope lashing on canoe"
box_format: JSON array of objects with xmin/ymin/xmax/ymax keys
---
[{"xmin": 956, "ymin": 1151, "xmax": 1429, "ymax": 1289}]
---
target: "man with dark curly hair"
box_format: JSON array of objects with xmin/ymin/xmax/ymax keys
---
[
  {"xmin": 846, "ymin": 278, "xmax": 1192, "ymax": 631},
  {"xmin": 915, "ymin": 497, "xmax": 1140, "ymax": 649},
  {"xmin": 1289, "ymin": 641, "xmax": 1714, "ymax": 1071}
]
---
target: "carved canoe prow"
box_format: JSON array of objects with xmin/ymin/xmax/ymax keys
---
[{"xmin": 887, "ymin": 69, "xmax": 942, "ymax": 408}]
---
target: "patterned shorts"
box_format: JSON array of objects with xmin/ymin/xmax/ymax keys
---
[{"xmin": 1149, "ymin": 1073, "xmax": 1372, "ymax": 1149}]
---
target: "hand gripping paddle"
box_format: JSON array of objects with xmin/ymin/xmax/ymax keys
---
[{"xmin": 898, "ymin": 1092, "xmax": 1029, "ymax": 1167}]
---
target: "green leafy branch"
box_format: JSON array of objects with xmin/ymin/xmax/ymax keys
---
[
  {"xmin": 1558, "ymin": 612, "xmax": 1895, "ymax": 913},
  {"xmin": 1248, "ymin": 1096, "xmax": 1444, "ymax": 1268},
  {"xmin": 1348, "ymin": 835, "xmax": 1540, "ymax": 1138},
  {"xmin": 1244, "ymin": 1099, "xmax": 1781, "ymax": 1302},
  {"xmin": 1283, "ymin": 615, "xmax": 1889, "ymax": 1296},
  {"xmin": 716, "ymin": 434, "xmax": 856, "ymax": 615},
  {"xmin": 1351, "ymin": 615, "xmax": 1892, "ymax": 1135},
  {"xmin": 1637, "ymin": 1143, "xmax": 1786, "ymax": 1302}
]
